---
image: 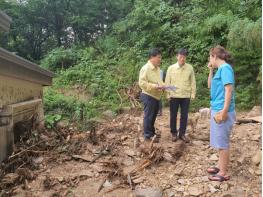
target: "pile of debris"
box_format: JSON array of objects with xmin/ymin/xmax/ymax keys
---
[
  {"xmin": 0, "ymin": 110, "xmax": 186, "ymax": 196},
  {"xmin": 1, "ymin": 106, "xmax": 261, "ymax": 196}
]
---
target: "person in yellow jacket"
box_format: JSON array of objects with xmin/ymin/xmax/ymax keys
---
[
  {"xmin": 165, "ymin": 48, "xmax": 196, "ymax": 143},
  {"xmin": 139, "ymin": 48, "xmax": 165, "ymax": 141}
]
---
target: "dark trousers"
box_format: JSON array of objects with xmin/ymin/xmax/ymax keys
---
[
  {"xmin": 170, "ymin": 98, "xmax": 190, "ymax": 136},
  {"xmin": 140, "ymin": 93, "xmax": 159, "ymax": 139}
]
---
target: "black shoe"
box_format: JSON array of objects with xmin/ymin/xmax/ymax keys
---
[
  {"xmin": 172, "ymin": 134, "xmax": 177, "ymax": 142},
  {"xmin": 179, "ymin": 135, "xmax": 190, "ymax": 143}
]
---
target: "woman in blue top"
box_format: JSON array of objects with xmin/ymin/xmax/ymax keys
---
[{"xmin": 207, "ymin": 45, "xmax": 236, "ymax": 182}]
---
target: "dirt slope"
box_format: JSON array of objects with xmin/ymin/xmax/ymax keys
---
[{"xmin": 1, "ymin": 109, "xmax": 261, "ymax": 197}]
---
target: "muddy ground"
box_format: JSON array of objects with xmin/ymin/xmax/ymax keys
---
[{"xmin": 0, "ymin": 108, "xmax": 261, "ymax": 197}]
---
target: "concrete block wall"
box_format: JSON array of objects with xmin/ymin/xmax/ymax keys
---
[
  {"xmin": 0, "ymin": 75, "xmax": 43, "ymax": 108},
  {"xmin": 0, "ymin": 75, "xmax": 44, "ymax": 162}
]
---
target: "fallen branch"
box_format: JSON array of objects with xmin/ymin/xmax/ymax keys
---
[
  {"xmin": 89, "ymin": 142, "xmax": 113, "ymax": 165},
  {"xmin": 8, "ymin": 140, "xmax": 45, "ymax": 160},
  {"xmin": 98, "ymin": 169, "xmax": 119, "ymax": 192},
  {"xmin": 104, "ymin": 185, "xmax": 126, "ymax": 193},
  {"xmin": 72, "ymin": 155, "xmax": 91, "ymax": 162}
]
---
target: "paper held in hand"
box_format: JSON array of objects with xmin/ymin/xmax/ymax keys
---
[{"xmin": 165, "ymin": 85, "xmax": 176, "ymax": 91}]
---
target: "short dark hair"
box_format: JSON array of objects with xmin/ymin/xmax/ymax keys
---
[
  {"xmin": 148, "ymin": 48, "xmax": 161, "ymax": 58},
  {"xmin": 177, "ymin": 48, "xmax": 188, "ymax": 56}
]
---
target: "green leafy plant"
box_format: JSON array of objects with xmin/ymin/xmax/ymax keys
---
[{"xmin": 45, "ymin": 114, "xmax": 62, "ymax": 129}]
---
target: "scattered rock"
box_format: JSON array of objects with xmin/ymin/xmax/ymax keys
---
[
  {"xmin": 210, "ymin": 181, "xmax": 221, "ymax": 189},
  {"xmin": 172, "ymin": 140, "xmax": 186, "ymax": 159},
  {"xmin": 103, "ymin": 180, "xmax": 112, "ymax": 188},
  {"xmin": 163, "ymin": 152, "xmax": 174, "ymax": 162},
  {"xmin": 79, "ymin": 170, "xmax": 94, "ymax": 177},
  {"xmin": 208, "ymin": 184, "xmax": 218, "ymax": 193},
  {"xmin": 210, "ymin": 154, "xmax": 218, "ymax": 161},
  {"xmin": 221, "ymin": 183, "xmax": 230, "ymax": 191},
  {"xmin": 199, "ymin": 108, "xmax": 210, "ymax": 119},
  {"xmin": 177, "ymin": 179, "xmax": 185, "ymax": 185},
  {"xmin": 231, "ymin": 187, "xmax": 245, "ymax": 196},
  {"xmin": 134, "ymin": 187, "xmax": 162, "ymax": 197},
  {"xmin": 57, "ymin": 177, "xmax": 64, "ymax": 182},
  {"xmin": 237, "ymin": 155, "xmax": 246, "ymax": 165},
  {"xmin": 125, "ymin": 149, "xmax": 136, "ymax": 157},
  {"xmin": 175, "ymin": 187, "xmax": 184, "ymax": 192},
  {"xmin": 173, "ymin": 167, "xmax": 183, "ymax": 176},
  {"xmin": 192, "ymin": 140, "xmax": 204, "ymax": 146},
  {"xmin": 201, "ymin": 124, "xmax": 208, "ymax": 129},
  {"xmin": 121, "ymin": 135, "xmax": 129, "ymax": 141},
  {"xmin": 1, "ymin": 109, "xmax": 260, "ymax": 196},
  {"xmin": 201, "ymin": 176, "xmax": 209, "ymax": 182},
  {"xmin": 221, "ymin": 192, "xmax": 233, "ymax": 197},
  {"xmin": 251, "ymin": 134, "xmax": 261, "ymax": 141},
  {"xmin": 252, "ymin": 150, "xmax": 261, "ymax": 166},
  {"xmin": 56, "ymin": 120, "xmax": 69, "ymax": 129},
  {"xmin": 248, "ymin": 168, "xmax": 255, "ymax": 174},
  {"xmin": 188, "ymin": 185, "xmax": 203, "ymax": 196},
  {"xmin": 92, "ymin": 164, "xmax": 104, "ymax": 173},
  {"xmin": 122, "ymin": 157, "xmax": 134, "ymax": 166},
  {"xmin": 256, "ymin": 160, "xmax": 262, "ymax": 175},
  {"xmin": 167, "ymin": 191, "xmax": 175, "ymax": 197}
]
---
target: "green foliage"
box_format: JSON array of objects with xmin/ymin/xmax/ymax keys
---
[
  {"xmin": 235, "ymin": 84, "xmax": 261, "ymax": 110},
  {"xmin": 43, "ymin": 88, "xmax": 86, "ymax": 118},
  {"xmin": 2, "ymin": 0, "xmax": 261, "ymax": 119},
  {"xmin": 45, "ymin": 114, "xmax": 62, "ymax": 129},
  {"xmin": 228, "ymin": 18, "xmax": 261, "ymax": 50},
  {"xmin": 2, "ymin": 0, "xmax": 133, "ymax": 61},
  {"xmin": 227, "ymin": 18, "xmax": 262, "ymax": 105},
  {"xmin": 43, "ymin": 0, "xmax": 261, "ymax": 118},
  {"xmin": 41, "ymin": 47, "xmax": 82, "ymax": 71}
]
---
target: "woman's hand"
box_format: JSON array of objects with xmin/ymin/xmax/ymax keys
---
[
  {"xmin": 207, "ymin": 62, "xmax": 213, "ymax": 89},
  {"xmin": 207, "ymin": 62, "xmax": 213, "ymax": 70},
  {"xmin": 220, "ymin": 110, "xmax": 228, "ymax": 121},
  {"xmin": 214, "ymin": 110, "xmax": 228, "ymax": 123}
]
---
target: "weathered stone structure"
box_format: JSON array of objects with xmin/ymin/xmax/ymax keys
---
[{"xmin": 0, "ymin": 11, "xmax": 54, "ymax": 162}]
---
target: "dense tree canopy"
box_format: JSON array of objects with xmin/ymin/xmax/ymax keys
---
[{"xmin": 0, "ymin": 0, "xmax": 133, "ymax": 60}]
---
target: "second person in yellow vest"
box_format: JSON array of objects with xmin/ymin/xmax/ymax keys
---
[{"xmin": 165, "ymin": 48, "xmax": 196, "ymax": 143}]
